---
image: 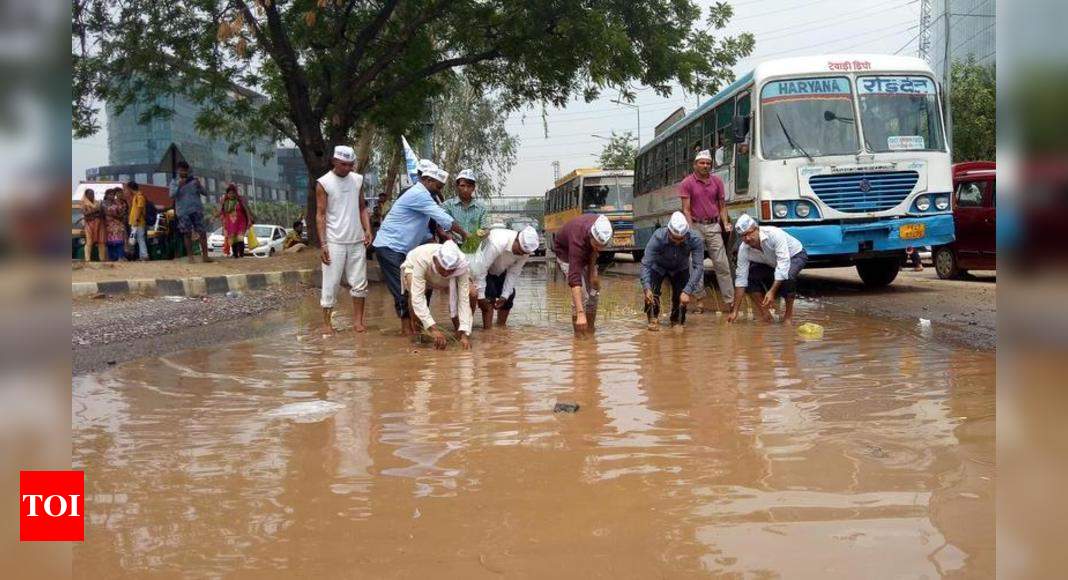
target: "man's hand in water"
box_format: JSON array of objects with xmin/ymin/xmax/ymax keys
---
[
  {"xmin": 644, "ymin": 289, "xmax": 654, "ymax": 305},
  {"xmin": 459, "ymin": 334, "xmax": 471, "ymax": 350},
  {"xmin": 680, "ymin": 292, "xmax": 691, "ymax": 305},
  {"xmin": 430, "ymin": 327, "xmax": 448, "ymax": 350},
  {"xmin": 574, "ymin": 311, "xmax": 588, "ymax": 333},
  {"xmin": 494, "ymin": 297, "xmax": 507, "ymax": 310},
  {"xmin": 727, "ymin": 310, "xmax": 739, "ymax": 323}
]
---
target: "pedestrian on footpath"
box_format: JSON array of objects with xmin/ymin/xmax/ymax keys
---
[
  {"xmin": 126, "ymin": 182, "xmax": 149, "ymax": 261},
  {"xmin": 220, "ymin": 183, "xmax": 255, "ymax": 258},
  {"xmin": 640, "ymin": 212, "xmax": 704, "ymax": 330},
  {"xmin": 373, "ymin": 166, "xmax": 469, "ymax": 335},
  {"xmin": 554, "ymin": 213, "xmax": 613, "ymax": 336},
  {"xmin": 168, "ymin": 161, "xmax": 213, "ymax": 263},
  {"xmin": 727, "ymin": 214, "xmax": 808, "ymax": 324},
  {"xmin": 402, "ymin": 241, "xmax": 473, "ymax": 350},
  {"xmin": 443, "ymin": 169, "xmax": 489, "ymax": 254},
  {"xmin": 103, "ymin": 188, "xmax": 129, "ymax": 262},
  {"xmin": 317, "ymin": 145, "xmax": 372, "ymax": 334},
  {"xmin": 81, "ymin": 188, "xmax": 106, "ymax": 262},
  {"xmin": 680, "ymin": 149, "xmax": 733, "ymax": 313},
  {"xmin": 471, "ymin": 226, "xmax": 539, "ymax": 329}
]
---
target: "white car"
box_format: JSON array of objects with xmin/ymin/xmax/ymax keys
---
[{"xmin": 208, "ymin": 224, "xmax": 288, "ymax": 257}]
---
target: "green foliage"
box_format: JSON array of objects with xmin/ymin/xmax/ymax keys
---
[
  {"xmin": 73, "ymin": 0, "xmax": 753, "ymax": 241},
  {"xmin": 597, "ymin": 131, "xmax": 637, "ymax": 170},
  {"xmin": 245, "ymin": 200, "xmax": 306, "ymax": 228},
  {"xmin": 950, "ymin": 60, "xmax": 996, "ymax": 162},
  {"xmin": 523, "ymin": 197, "xmax": 545, "ymax": 227}
]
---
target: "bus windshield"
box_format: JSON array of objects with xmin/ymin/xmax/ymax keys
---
[
  {"xmin": 760, "ymin": 76, "xmax": 858, "ymax": 160},
  {"xmin": 582, "ymin": 176, "xmax": 633, "ymax": 210},
  {"xmin": 857, "ymin": 75, "xmax": 945, "ymax": 153}
]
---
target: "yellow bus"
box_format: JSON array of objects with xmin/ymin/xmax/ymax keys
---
[{"xmin": 543, "ymin": 168, "xmax": 637, "ymax": 259}]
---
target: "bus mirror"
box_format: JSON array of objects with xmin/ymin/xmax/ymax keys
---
[{"xmin": 732, "ymin": 115, "xmax": 750, "ymax": 142}]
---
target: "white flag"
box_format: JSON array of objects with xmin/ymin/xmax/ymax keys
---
[{"xmin": 400, "ymin": 136, "xmax": 419, "ymax": 188}]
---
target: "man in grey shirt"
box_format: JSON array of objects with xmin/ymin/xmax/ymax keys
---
[
  {"xmin": 169, "ymin": 161, "xmax": 212, "ymax": 262},
  {"xmin": 640, "ymin": 212, "xmax": 704, "ymax": 330}
]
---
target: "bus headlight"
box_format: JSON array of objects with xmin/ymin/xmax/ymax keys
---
[
  {"xmin": 773, "ymin": 203, "xmax": 789, "ymax": 218},
  {"xmin": 795, "ymin": 202, "xmax": 812, "ymax": 218},
  {"xmin": 935, "ymin": 195, "xmax": 950, "ymax": 211},
  {"xmin": 915, "ymin": 195, "xmax": 931, "ymax": 211}
]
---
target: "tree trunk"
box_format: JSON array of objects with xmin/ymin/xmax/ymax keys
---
[
  {"xmin": 302, "ymin": 148, "xmax": 331, "ymax": 246},
  {"xmin": 382, "ymin": 144, "xmax": 402, "ymax": 203},
  {"xmin": 355, "ymin": 123, "xmax": 377, "ymax": 174}
]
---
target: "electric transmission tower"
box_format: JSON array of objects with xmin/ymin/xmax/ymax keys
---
[{"xmin": 918, "ymin": 0, "xmax": 933, "ymax": 60}]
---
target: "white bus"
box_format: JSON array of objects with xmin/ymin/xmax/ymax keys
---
[{"xmin": 633, "ymin": 54, "xmax": 954, "ymax": 286}]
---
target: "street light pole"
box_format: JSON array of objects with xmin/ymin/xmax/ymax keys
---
[{"xmin": 611, "ymin": 99, "xmax": 640, "ymax": 148}]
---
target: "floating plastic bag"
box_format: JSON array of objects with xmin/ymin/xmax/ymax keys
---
[{"xmin": 797, "ymin": 322, "xmax": 824, "ymax": 339}]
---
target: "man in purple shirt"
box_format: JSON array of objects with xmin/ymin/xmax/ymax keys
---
[
  {"xmin": 679, "ymin": 149, "xmax": 734, "ymax": 311},
  {"xmin": 553, "ymin": 213, "xmax": 613, "ymax": 335}
]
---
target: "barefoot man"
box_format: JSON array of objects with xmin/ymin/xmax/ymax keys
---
[
  {"xmin": 317, "ymin": 145, "xmax": 372, "ymax": 334},
  {"xmin": 402, "ymin": 240, "xmax": 473, "ymax": 350},
  {"xmin": 727, "ymin": 214, "xmax": 809, "ymax": 324},
  {"xmin": 554, "ymin": 213, "xmax": 613, "ymax": 336},
  {"xmin": 640, "ymin": 212, "xmax": 704, "ymax": 330}
]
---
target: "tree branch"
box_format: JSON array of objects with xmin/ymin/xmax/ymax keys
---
[
  {"xmin": 351, "ymin": 47, "xmax": 503, "ymax": 113},
  {"xmin": 314, "ymin": 0, "xmax": 401, "ymax": 119}
]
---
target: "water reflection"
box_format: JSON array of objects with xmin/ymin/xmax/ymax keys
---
[{"xmin": 73, "ymin": 269, "xmax": 994, "ymax": 577}]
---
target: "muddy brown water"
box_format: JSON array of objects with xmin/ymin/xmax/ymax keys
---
[{"xmin": 73, "ymin": 267, "xmax": 995, "ymax": 578}]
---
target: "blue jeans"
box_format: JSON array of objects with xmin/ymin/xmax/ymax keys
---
[
  {"xmin": 130, "ymin": 226, "xmax": 148, "ymax": 259},
  {"xmin": 375, "ymin": 246, "xmax": 409, "ymax": 319}
]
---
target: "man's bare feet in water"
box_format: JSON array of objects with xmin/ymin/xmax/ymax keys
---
[
  {"xmin": 647, "ymin": 321, "xmax": 660, "ymax": 331},
  {"xmin": 353, "ymin": 323, "xmax": 367, "ymax": 333}
]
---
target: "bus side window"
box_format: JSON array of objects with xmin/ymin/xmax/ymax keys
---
[
  {"xmin": 715, "ymin": 100, "xmax": 736, "ymax": 168},
  {"xmin": 703, "ymin": 112, "xmax": 716, "ymax": 151},
  {"xmin": 735, "ymin": 92, "xmax": 751, "ymax": 195}
]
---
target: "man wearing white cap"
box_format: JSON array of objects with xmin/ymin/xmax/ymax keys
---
[
  {"xmin": 443, "ymin": 169, "xmax": 489, "ymax": 255},
  {"xmin": 374, "ymin": 165, "xmax": 470, "ymax": 334},
  {"xmin": 727, "ymin": 214, "xmax": 808, "ymax": 324},
  {"xmin": 680, "ymin": 148, "xmax": 734, "ymax": 313},
  {"xmin": 639, "ymin": 211, "xmax": 705, "ymax": 330},
  {"xmin": 470, "ymin": 225, "xmax": 539, "ymax": 328},
  {"xmin": 401, "ymin": 240, "xmax": 473, "ymax": 350},
  {"xmin": 552, "ymin": 213, "xmax": 613, "ymax": 335},
  {"xmin": 316, "ymin": 145, "xmax": 371, "ymax": 334}
]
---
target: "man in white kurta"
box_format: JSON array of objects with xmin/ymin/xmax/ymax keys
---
[
  {"xmin": 402, "ymin": 241, "xmax": 473, "ymax": 350},
  {"xmin": 470, "ymin": 226, "xmax": 539, "ymax": 328},
  {"xmin": 316, "ymin": 145, "xmax": 371, "ymax": 334}
]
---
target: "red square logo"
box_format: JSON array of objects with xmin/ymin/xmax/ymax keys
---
[{"xmin": 19, "ymin": 470, "xmax": 84, "ymax": 542}]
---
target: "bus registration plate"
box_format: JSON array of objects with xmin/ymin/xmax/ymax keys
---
[{"xmin": 900, "ymin": 223, "xmax": 925, "ymax": 240}]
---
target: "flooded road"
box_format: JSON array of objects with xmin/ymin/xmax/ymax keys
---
[{"xmin": 73, "ymin": 267, "xmax": 995, "ymax": 578}]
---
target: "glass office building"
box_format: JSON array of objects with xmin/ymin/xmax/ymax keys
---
[{"xmin": 926, "ymin": 0, "xmax": 996, "ymax": 79}]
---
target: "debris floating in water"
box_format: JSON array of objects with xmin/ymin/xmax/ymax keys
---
[
  {"xmin": 553, "ymin": 402, "xmax": 580, "ymax": 414},
  {"xmin": 267, "ymin": 400, "xmax": 345, "ymax": 423},
  {"xmin": 797, "ymin": 322, "xmax": 825, "ymax": 339}
]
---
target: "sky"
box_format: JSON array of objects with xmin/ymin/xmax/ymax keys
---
[{"xmin": 71, "ymin": 0, "xmax": 924, "ymax": 197}]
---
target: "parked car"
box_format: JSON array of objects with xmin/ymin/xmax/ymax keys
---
[
  {"xmin": 934, "ymin": 161, "xmax": 996, "ymax": 279},
  {"xmin": 208, "ymin": 224, "xmax": 288, "ymax": 257}
]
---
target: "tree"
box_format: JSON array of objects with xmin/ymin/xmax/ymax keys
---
[
  {"xmin": 431, "ymin": 75, "xmax": 519, "ymax": 200},
  {"xmin": 523, "ymin": 197, "xmax": 545, "ymax": 227},
  {"xmin": 597, "ymin": 131, "xmax": 637, "ymax": 170},
  {"xmin": 73, "ymin": 0, "xmax": 754, "ymax": 243},
  {"xmin": 950, "ymin": 60, "xmax": 995, "ymax": 162}
]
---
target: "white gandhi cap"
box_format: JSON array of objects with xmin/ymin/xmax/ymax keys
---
[
  {"xmin": 590, "ymin": 214, "xmax": 613, "ymax": 245},
  {"xmin": 435, "ymin": 240, "xmax": 467, "ymax": 270},
  {"xmin": 333, "ymin": 145, "xmax": 356, "ymax": 163},
  {"xmin": 517, "ymin": 226, "xmax": 539, "ymax": 253},
  {"xmin": 455, "ymin": 169, "xmax": 477, "ymax": 183},
  {"xmin": 426, "ymin": 167, "xmax": 449, "ymax": 184},
  {"xmin": 735, "ymin": 213, "xmax": 757, "ymax": 234},
  {"xmin": 667, "ymin": 211, "xmax": 689, "ymax": 236}
]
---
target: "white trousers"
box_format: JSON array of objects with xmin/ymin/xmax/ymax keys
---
[{"xmin": 321, "ymin": 242, "xmax": 368, "ymax": 308}]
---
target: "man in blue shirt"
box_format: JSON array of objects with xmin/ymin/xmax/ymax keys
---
[
  {"xmin": 640, "ymin": 212, "xmax": 704, "ymax": 330},
  {"xmin": 373, "ymin": 166, "xmax": 469, "ymax": 334},
  {"xmin": 168, "ymin": 161, "xmax": 213, "ymax": 262}
]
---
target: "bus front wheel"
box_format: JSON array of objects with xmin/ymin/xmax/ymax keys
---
[{"xmin": 856, "ymin": 258, "xmax": 900, "ymax": 288}]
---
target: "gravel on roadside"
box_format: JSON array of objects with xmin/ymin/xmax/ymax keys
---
[{"xmin": 73, "ymin": 284, "xmax": 315, "ymax": 375}]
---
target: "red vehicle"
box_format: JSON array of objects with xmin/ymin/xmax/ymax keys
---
[{"xmin": 934, "ymin": 162, "xmax": 996, "ymax": 279}]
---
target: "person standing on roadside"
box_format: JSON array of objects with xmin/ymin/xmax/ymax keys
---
[
  {"xmin": 680, "ymin": 149, "xmax": 733, "ymax": 313},
  {"xmin": 317, "ymin": 145, "xmax": 372, "ymax": 334},
  {"xmin": 553, "ymin": 213, "xmax": 613, "ymax": 336},
  {"xmin": 727, "ymin": 214, "xmax": 808, "ymax": 324},
  {"xmin": 220, "ymin": 183, "xmax": 255, "ymax": 258},
  {"xmin": 126, "ymin": 182, "xmax": 149, "ymax": 261},
  {"xmin": 169, "ymin": 161, "xmax": 213, "ymax": 263},
  {"xmin": 103, "ymin": 188, "xmax": 129, "ymax": 262},
  {"xmin": 81, "ymin": 188, "xmax": 106, "ymax": 262},
  {"xmin": 373, "ymin": 167, "xmax": 469, "ymax": 335},
  {"xmin": 640, "ymin": 212, "xmax": 704, "ymax": 330}
]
